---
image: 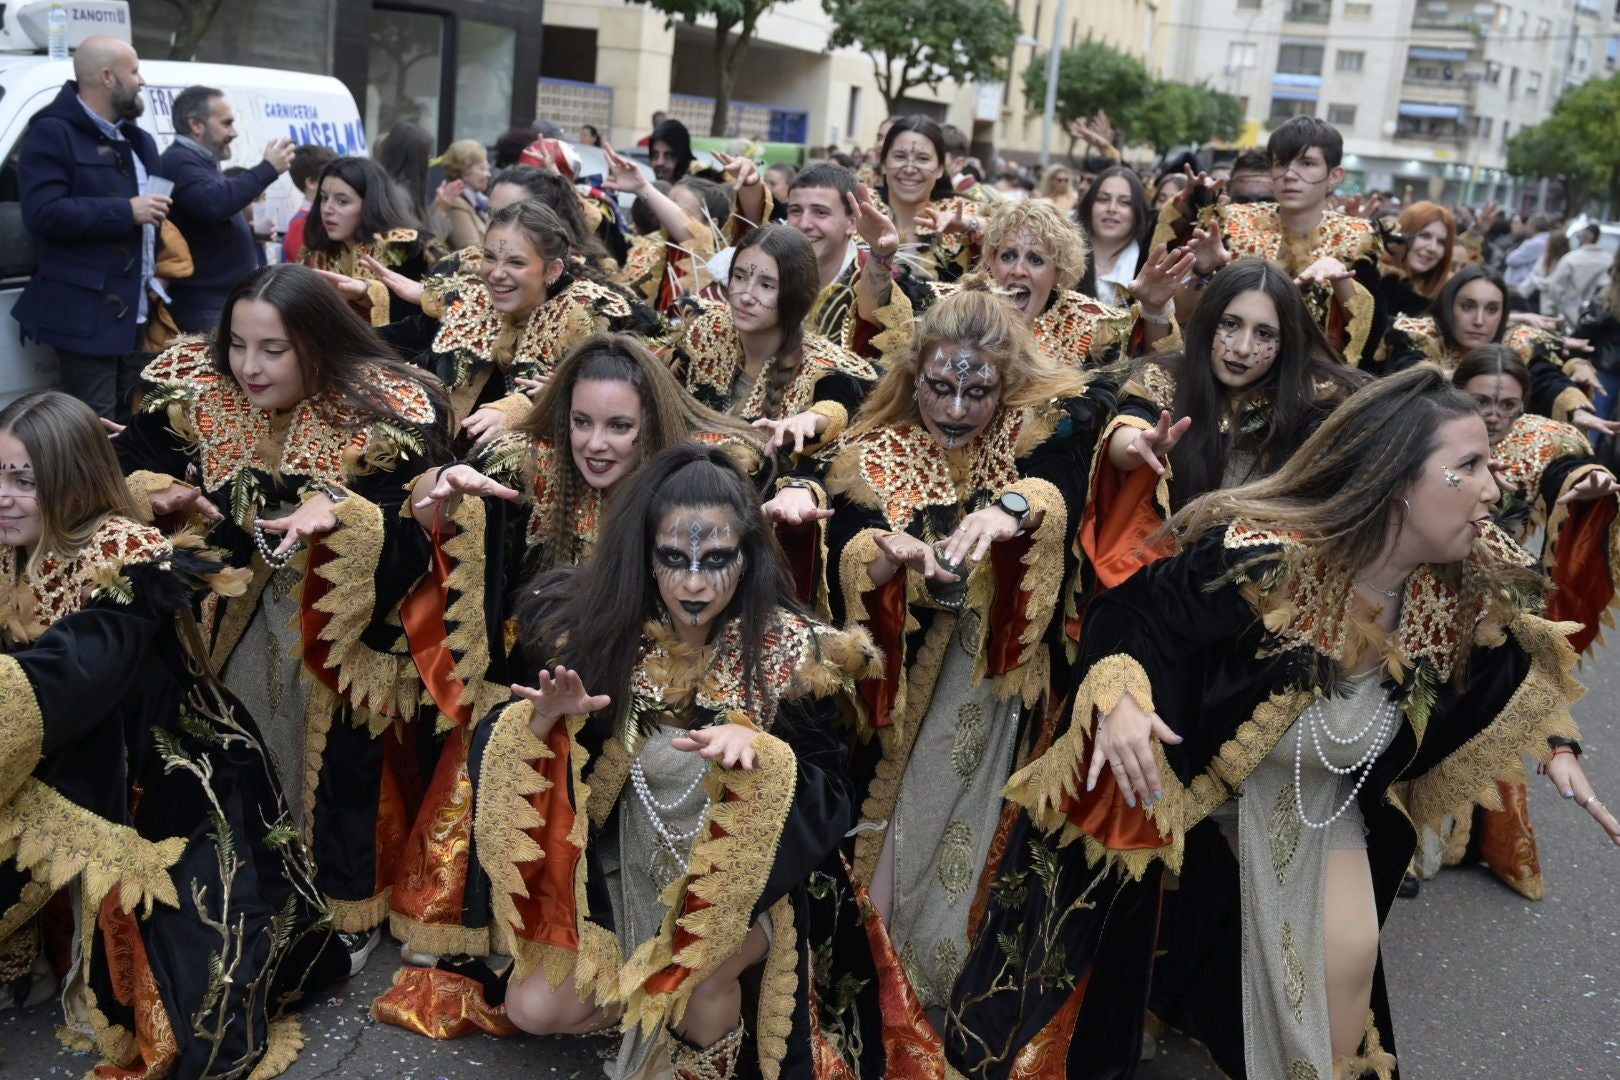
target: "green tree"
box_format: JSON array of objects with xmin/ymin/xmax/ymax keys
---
[
  {"xmin": 1506, "ymin": 73, "xmax": 1620, "ymax": 212},
  {"xmin": 628, "ymin": 0, "xmax": 780, "ymax": 138},
  {"xmin": 1123, "ymin": 79, "xmax": 1203, "ymax": 153},
  {"xmin": 1023, "ymin": 39, "xmax": 1152, "ymax": 157},
  {"xmin": 823, "ymin": 0, "xmax": 1021, "ymax": 117}
]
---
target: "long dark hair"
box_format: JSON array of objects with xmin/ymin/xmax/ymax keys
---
[
  {"xmin": 879, "ymin": 115, "xmax": 956, "ymax": 202},
  {"xmin": 212, "ymin": 264, "xmax": 448, "ymax": 452},
  {"xmin": 1452, "ymin": 344, "xmax": 1530, "ymax": 397},
  {"xmin": 490, "ymin": 166, "xmax": 611, "ymax": 264},
  {"xmin": 514, "ymin": 333, "xmax": 763, "ymax": 573},
  {"xmin": 375, "ymin": 121, "xmax": 435, "ymax": 226},
  {"xmin": 1434, "ymin": 264, "xmax": 1507, "ymax": 352},
  {"xmin": 1076, "ymin": 165, "xmax": 1151, "ymax": 297},
  {"xmin": 515, "ymin": 444, "xmax": 799, "ymax": 732},
  {"xmin": 301, "ymin": 156, "xmax": 425, "ymax": 256},
  {"xmin": 650, "ymin": 118, "xmax": 697, "ymax": 181},
  {"xmin": 728, "ymin": 224, "xmax": 818, "ymax": 420},
  {"xmin": 1165, "ymin": 258, "xmax": 1366, "ymax": 508}
]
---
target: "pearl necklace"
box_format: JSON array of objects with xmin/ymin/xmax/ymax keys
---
[
  {"xmin": 630, "ymin": 754, "xmax": 711, "ymax": 860},
  {"xmin": 252, "ymin": 523, "xmax": 301, "ymax": 570},
  {"xmin": 1293, "ymin": 690, "xmax": 1399, "ymax": 830}
]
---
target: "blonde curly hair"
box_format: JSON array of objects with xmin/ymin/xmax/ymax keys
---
[{"xmin": 977, "ymin": 199, "xmax": 1089, "ymax": 294}]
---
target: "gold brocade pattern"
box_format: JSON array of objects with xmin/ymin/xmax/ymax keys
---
[
  {"xmin": 1283, "ymin": 922, "xmax": 1305, "ymax": 1024},
  {"xmin": 138, "ymin": 339, "xmax": 434, "ymax": 523},
  {"xmin": 0, "ymin": 516, "xmax": 172, "ymax": 646},
  {"xmin": 1210, "ymin": 204, "xmax": 1379, "ymax": 275},
  {"xmin": 952, "ymin": 702, "xmax": 987, "ymax": 778},
  {"xmin": 1271, "ymin": 783, "xmax": 1302, "ymax": 884},
  {"xmin": 428, "ymin": 276, "xmax": 637, "ymax": 391},
  {"xmin": 522, "ymin": 439, "xmax": 602, "ymax": 563},
  {"xmin": 0, "ymin": 658, "xmax": 43, "ymax": 809},
  {"xmin": 1127, "ymin": 361, "xmax": 1177, "ymax": 410},
  {"xmin": 1492, "ymin": 413, "xmax": 1594, "ymax": 542},
  {"xmin": 1034, "ymin": 291, "xmax": 1137, "ymax": 369},
  {"xmin": 754, "ymin": 895, "xmax": 798, "ymax": 1080},
  {"xmin": 827, "ymin": 415, "xmax": 1026, "ymax": 533},
  {"xmin": 936, "ymin": 821, "xmax": 974, "ymax": 902},
  {"xmin": 673, "ymin": 302, "xmax": 876, "ymax": 420},
  {"xmin": 299, "ymin": 230, "xmax": 424, "ymax": 325}
]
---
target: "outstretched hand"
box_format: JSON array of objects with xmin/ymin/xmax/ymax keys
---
[
  {"xmin": 1087, "ymin": 691, "xmax": 1184, "ymax": 809},
  {"xmin": 672, "ymin": 724, "xmax": 760, "ymax": 771},
  {"xmin": 1125, "ymin": 411, "xmax": 1192, "ymax": 476},
  {"xmin": 1545, "ymin": 753, "xmax": 1620, "ymax": 846},
  {"xmin": 511, "ymin": 665, "xmax": 612, "ymax": 738}
]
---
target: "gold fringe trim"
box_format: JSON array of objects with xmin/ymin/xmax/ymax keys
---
[
  {"xmin": 365, "ymin": 280, "xmax": 391, "ymax": 327},
  {"xmin": 123, "ymin": 470, "xmax": 182, "ymax": 524},
  {"xmin": 785, "ymin": 625, "xmax": 883, "ymax": 700},
  {"xmin": 837, "ymin": 528, "xmax": 917, "ymax": 729},
  {"xmin": 1332, "ymin": 1012, "xmax": 1397, "ymax": 1080},
  {"xmin": 0, "ymin": 779, "xmax": 184, "ymax": 927},
  {"xmin": 852, "ymin": 615, "xmax": 955, "ymax": 884},
  {"xmin": 245, "ymin": 1015, "xmax": 306, "ymax": 1080},
  {"xmin": 586, "ymin": 736, "xmax": 633, "ymax": 828},
  {"xmin": 975, "ymin": 476, "xmax": 1066, "ymax": 707},
  {"xmin": 619, "ymin": 730, "xmax": 798, "ymax": 1035},
  {"xmin": 388, "ymin": 911, "xmax": 492, "ymax": 959},
  {"xmin": 754, "ymin": 895, "xmax": 798, "ymax": 1080},
  {"xmin": 0, "ymin": 657, "xmax": 42, "ymax": 809},
  {"xmin": 439, "ymin": 495, "xmax": 514, "ymax": 726},
  {"xmin": 867, "ymin": 281, "xmax": 916, "ymax": 367},
  {"xmin": 806, "ymin": 400, "xmax": 850, "ymax": 448},
  {"xmin": 1405, "ymin": 613, "xmax": 1583, "ymax": 833},
  {"xmin": 329, "ymin": 888, "xmax": 393, "ymax": 934},
  {"xmin": 301, "ymin": 685, "xmax": 337, "ymax": 847},
  {"xmin": 300, "ymin": 493, "xmax": 419, "ymax": 722},
  {"xmin": 1551, "ymin": 385, "xmax": 1592, "ymax": 426},
  {"xmin": 1339, "ymin": 280, "xmax": 1376, "ymax": 369}
]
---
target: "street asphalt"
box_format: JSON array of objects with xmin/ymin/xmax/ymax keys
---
[{"xmin": 4, "ymin": 657, "xmax": 1616, "ymax": 1078}]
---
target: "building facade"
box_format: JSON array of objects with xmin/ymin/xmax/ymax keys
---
[{"xmin": 1164, "ymin": 0, "xmax": 1619, "ymax": 205}]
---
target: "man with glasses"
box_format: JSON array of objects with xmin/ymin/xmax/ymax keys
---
[{"xmin": 1153, "ymin": 116, "xmax": 1387, "ymax": 366}]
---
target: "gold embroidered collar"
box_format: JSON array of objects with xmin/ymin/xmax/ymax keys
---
[{"xmin": 0, "ymin": 517, "xmax": 171, "ymax": 646}]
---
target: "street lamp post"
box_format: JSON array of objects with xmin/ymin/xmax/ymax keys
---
[{"xmin": 1039, "ymin": 0, "xmax": 1067, "ymax": 166}]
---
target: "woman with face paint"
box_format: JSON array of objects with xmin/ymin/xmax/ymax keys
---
[
  {"xmin": 977, "ymin": 367, "xmax": 1617, "ymax": 1080},
  {"xmin": 850, "ymin": 197, "xmax": 1188, "ymax": 369},
  {"xmin": 114, "ymin": 263, "xmax": 450, "ymax": 975},
  {"xmin": 664, "ymin": 224, "xmax": 877, "ymax": 456},
  {"xmin": 1404, "ymin": 347, "xmax": 1620, "ymax": 901},
  {"xmin": 323, "ymin": 201, "xmax": 655, "ymax": 448},
  {"xmin": 458, "ymin": 445, "xmax": 879, "ymax": 1080},
  {"xmin": 299, "ymin": 156, "xmax": 436, "ymax": 326},
  {"xmin": 0, "ymin": 391, "xmax": 346, "ymax": 1070},
  {"xmin": 866, "ymin": 115, "xmax": 980, "ymax": 284},
  {"xmin": 1376, "ymin": 201, "xmax": 1455, "ymax": 318},
  {"xmin": 1378, "ymin": 265, "xmax": 1614, "ymax": 437},
  {"xmin": 782, "ymin": 289, "xmax": 1113, "ymax": 1053},
  {"xmin": 369, "ymin": 340, "xmax": 765, "ymax": 1017}
]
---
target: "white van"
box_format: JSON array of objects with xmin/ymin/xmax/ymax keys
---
[{"xmin": 0, "ymin": 0, "xmax": 364, "ymax": 403}]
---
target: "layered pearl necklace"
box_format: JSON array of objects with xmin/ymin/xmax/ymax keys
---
[
  {"xmin": 1293, "ymin": 686, "xmax": 1400, "ymax": 830},
  {"xmin": 630, "ymin": 753, "xmax": 711, "ymax": 890}
]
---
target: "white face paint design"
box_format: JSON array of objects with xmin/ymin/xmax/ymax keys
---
[
  {"xmin": 652, "ymin": 506, "xmax": 746, "ymax": 634},
  {"xmin": 916, "ymin": 344, "xmax": 1001, "ymax": 449}
]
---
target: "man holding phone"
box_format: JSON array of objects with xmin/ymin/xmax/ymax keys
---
[
  {"xmin": 160, "ymin": 85, "xmax": 295, "ymax": 332},
  {"xmin": 14, "ymin": 35, "xmax": 167, "ymax": 422}
]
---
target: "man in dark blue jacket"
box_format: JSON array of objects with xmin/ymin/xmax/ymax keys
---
[
  {"xmin": 160, "ymin": 86, "xmax": 294, "ymax": 332},
  {"xmin": 14, "ymin": 36, "xmax": 169, "ymax": 422}
]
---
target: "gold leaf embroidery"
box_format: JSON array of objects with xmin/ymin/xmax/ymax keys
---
[
  {"xmin": 1271, "ymin": 783, "xmax": 1302, "ymax": 885},
  {"xmin": 1283, "ymin": 922, "xmax": 1305, "ymax": 1024},
  {"xmin": 951, "ymin": 702, "xmax": 988, "ymax": 780},
  {"xmin": 936, "ymin": 820, "xmax": 975, "ymax": 904}
]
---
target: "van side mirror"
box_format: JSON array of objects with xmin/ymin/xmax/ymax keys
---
[{"xmin": 0, "ymin": 203, "xmax": 36, "ymax": 279}]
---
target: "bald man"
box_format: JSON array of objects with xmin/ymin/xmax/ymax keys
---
[{"xmin": 14, "ymin": 35, "xmax": 167, "ymax": 421}]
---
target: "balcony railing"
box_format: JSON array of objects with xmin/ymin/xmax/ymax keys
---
[{"xmin": 1285, "ymin": 2, "xmax": 1332, "ymax": 21}]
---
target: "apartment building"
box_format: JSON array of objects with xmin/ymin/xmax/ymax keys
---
[{"xmin": 1165, "ymin": 0, "xmax": 1620, "ymax": 203}]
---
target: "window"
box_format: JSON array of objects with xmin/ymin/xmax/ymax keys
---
[
  {"xmin": 1508, "ymin": 65, "xmax": 1520, "ymax": 100},
  {"xmin": 1228, "ymin": 40, "xmax": 1259, "ymax": 68},
  {"xmin": 1486, "ymin": 60, "xmax": 1502, "ymax": 83},
  {"xmin": 1527, "ymin": 70, "xmax": 1541, "ymax": 93},
  {"xmin": 1472, "ymin": 115, "xmax": 1493, "ymax": 139},
  {"xmin": 1336, "ymin": 49, "xmax": 1365, "ymax": 70},
  {"xmin": 368, "ymin": 8, "xmax": 445, "ymax": 139},
  {"xmin": 1536, "ymin": 16, "xmax": 1550, "ymax": 38},
  {"xmin": 1576, "ymin": 37, "xmax": 1592, "ymax": 73},
  {"xmin": 455, "ymin": 20, "xmax": 516, "ymax": 144},
  {"xmin": 1238, "ymin": 0, "xmax": 1261, "ymax": 8},
  {"xmin": 1277, "ymin": 43, "xmax": 1326, "ymax": 74},
  {"xmin": 1269, "ymin": 97, "xmax": 1317, "ymax": 122},
  {"xmin": 1501, "ymin": 120, "xmax": 1511, "ymax": 146},
  {"xmin": 1327, "ymin": 103, "xmax": 1357, "ymax": 125},
  {"xmin": 1344, "ymin": 1, "xmax": 1372, "ymax": 17}
]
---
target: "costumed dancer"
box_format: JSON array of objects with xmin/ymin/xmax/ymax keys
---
[
  {"xmin": 298, "ymin": 156, "xmax": 437, "ymax": 327},
  {"xmin": 0, "ymin": 391, "xmax": 343, "ymax": 1077},
  {"xmin": 962, "ymin": 368, "xmax": 1618, "ymax": 1078},
  {"xmin": 114, "ymin": 264, "xmax": 449, "ymax": 971}
]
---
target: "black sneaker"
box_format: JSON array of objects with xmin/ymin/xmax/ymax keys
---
[{"xmin": 337, "ymin": 928, "xmax": 382, "ymax": 976}]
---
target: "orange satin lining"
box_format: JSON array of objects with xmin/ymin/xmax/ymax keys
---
[
  {"xmin": 776, "ymin": 521, "xmax": 821, "ymax": 606},
  {"xmin": 372, "ymin": 966, "xmax": 520, "ymax": 1039},
  {"xmin": 391, "ymin": 728, "xmax": 474, "ymax": 927},
  {"xmin": 1546, "ymin": 495, "xmax": 1617, "ymax": 655},
  {"xmin": 299, "ymin": 539, "xmax": 345, "ymax": 699},
  {"xmin": 401, "ymin": 532, "xmax": 475, "ymax": 726},
  {"xmin": 1008, "ymin": 975, "xmax": 1089, "ymax": 1079},
  {"xmin": 846, "ymin": 853, "xmax": 946, "ymax": 1078},
  {"xmin": 1478, "ymin": 779, "xmax": 1543, "ymax": 895},
  {"xmin": 1057, "ymin": 720, "xmax": 1171, "ymax": 852},
  {"xmin": 858, "ymin": 574, "xmax": 908, "ymax": 727},
  {"xmin": 510, "ymin": 724, "xmax": 583, "ymax": 951},
  {"xmin": 94, "ymin": 895, "xmax": 178, "ymax": 1078},
  {"xmin": 1081, "ymin": 458, "xmax": 1172, "ymax": 591},
  {"xmin": 986, "ymin": 532, "xmax": 1035, "ymax": 678}
]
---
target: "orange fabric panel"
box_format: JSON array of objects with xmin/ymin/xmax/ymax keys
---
[
  {"xmin": 510, "ymin": 724, "xmax": 583, "ymax": 951},
  {"xmin": 986, "ymin": 532, "xmax": 1036, "ymax": 679},
  {"xmin": 400, "ymin": 533, "xmax": 475, "ymax": 727},
  {"xmin": 1057, "ymin": 719, "xmax": 1171, "ymax": 853},
  {"xmin": 391, "ymin": 728, "xmax": 475, "ymax": 928},
  {"xmin": 1007, "ymin": 976, "xmax": 1089, "ymax": 1079},
  {"xmin": 372, "ymin": 966, "xmax": 520, "ymax": 1040},
  {"xmin": 857, "ymin": 574, "xmax": 908, "ymax": 727},
  {"xmin": 1546, "ymin": 496, "xmax": 1617, "ymax": 655},
  {"xmin": 93, "ymin": 895, "xmax": 178, "ymax": 1078}
]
